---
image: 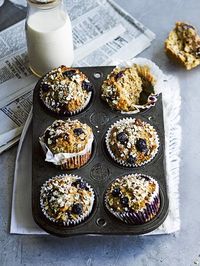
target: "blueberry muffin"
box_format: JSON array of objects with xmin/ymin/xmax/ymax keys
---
[
  {"xmin": 165, "ymin": 22, "xmax": 200, "ymax": 70},
  {"xmin": 40, "ymin": 174, "xmax": 95, "ymax": 226},
  {"xmin": 105, "ymin": 118, "xmax": 159, "ymax": 167},
  {"xmin": 105, "ymin": 174, "xmax": 160, "ymax": 224},
  {"xmin": 39, "ymin": 119, "xmax": 94, "ymax": 169},
  {"xmin": 101, "ymin": 65, "xmax": 157, "ymax": 113},
  {"xmin": 40, "ymin": 66, "xmax": 93, "ymax": 115}
]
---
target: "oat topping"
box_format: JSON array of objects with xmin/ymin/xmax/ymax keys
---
[
  {"xmin": 165, "ymin": 22, "xmax": 200, "ymax": 70},
  {"xmin": 101, "ymin": 65, "xmax": 156, "ymax": 112},
  {"xmin": 40, "ymin": 66, "xmax": 93, "ymax": 114},
  {"xmin": 40, "ymin": 175, "xmax": 95, "ymax": 225},
  {"xmin": 41, "ymin": 119, "xmax": 93, "ymax": 154},
  {"xmin": 106, "ymin": 118, "xmax": 159, "ymax": 167},
  {"xmin": 105, "ymin": 174, "xmax": 159, "ymax": 213}
]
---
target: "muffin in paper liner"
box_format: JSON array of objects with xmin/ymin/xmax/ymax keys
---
[
  {"xmin": 101, "ymin": 58, "xmax": 165, "ymax": 114},
  {"xmin": 105, "ymin": 117, "xmax": 160, "ymax": 168},
  {"xmin": 39, "ymin": 65, "xmax": 93, "ymax": 116},
  {"xmin": 104, "ymin": 174, "xmax": 160, "ymax": 225},
  {"xmin": 40, "ymin": 174, "xmax": 95, "ymax": 226},
  {"xmin": 39, "ymin": 119, "xmax": 94, "ymax": 169}
]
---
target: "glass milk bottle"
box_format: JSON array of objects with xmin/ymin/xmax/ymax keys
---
[{"xmin": 25, "ymin": 0, "xmax": 74, "ymax": 77}]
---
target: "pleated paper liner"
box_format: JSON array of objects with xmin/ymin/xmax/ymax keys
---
[
  {"xmin": 105, "ymin": 117, "xmax": 160, "ymax": 168},
  {"xmin": 40, "ymin": 174, "xmax": 95, "ymax": 226}
]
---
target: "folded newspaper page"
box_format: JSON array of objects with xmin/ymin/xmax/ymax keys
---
[
  {"xmin": 0, "ymin": 0, "xmax": 155, "ymax": 153},
  {"xmin": 0, "ymin": 90, "xmax": 32, "ymax": 153}
]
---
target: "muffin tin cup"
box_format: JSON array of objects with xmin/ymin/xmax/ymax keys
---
[
  {"xmin": 32, "ymin": 64, "xmax": 169, "ymax": 237},
  {"xmin": 40, "ymin": 174, "xmax": 95, "ymax": 226},
  {"xmin": 105, "ymin": 117, "xmax": 160, "ymax": 168}
]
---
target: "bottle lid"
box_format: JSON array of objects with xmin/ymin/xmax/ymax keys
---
[{"xmin": 27, "ymin": 0, "xmax": 59, "ymax": 5}]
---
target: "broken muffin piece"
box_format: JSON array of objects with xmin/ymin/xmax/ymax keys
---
[{"xmin": 165, "ymin": 22, "xmax": 200, "ymax": 70}]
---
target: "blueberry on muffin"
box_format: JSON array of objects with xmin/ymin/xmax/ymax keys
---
[
  {"xmin": 39, "ymin": 119, "xmax": 94, "ymax": 169},
  {"xmin": 105, "ymin": 174, "xmax": 160, "ymax": 224},
  {"xmin": 40, "ymin": 174, "xmax": 95, "ymax": 226},
  {"xmin": 105, "ymin": 118, "xmax": 159, "ymax": 167},
  {"xmin": 101, "ymin": 65, "xmax": 157, "ymax": 113},
  {"xmin": 40, "ymin": 66, "xmax": 93, "ymax": 115}
]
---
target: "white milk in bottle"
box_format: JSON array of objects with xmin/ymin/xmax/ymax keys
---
[{"xmin": 25, "ymin": 0, "xmax": 74, "ymax": 77}]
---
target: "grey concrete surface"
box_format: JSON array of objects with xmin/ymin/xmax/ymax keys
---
[{"xmin": 0, "ymin": 0, "xmax": 200, "ymax": 265}]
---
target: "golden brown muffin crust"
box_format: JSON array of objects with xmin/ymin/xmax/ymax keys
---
[
  {"xmin": 165, "ymin": 22, "xmax": 200, "ymax": 70},
  {"xmin": 106, "ymin": 174, "xmax": 159, "ymax": 213},
  {"xmin": 40, "ymin": 66, "xmax": 93, "ymax": 114},
  {"xmin": 43, "ymin": 119, "xmax": 93, "ymax": 154},
  {"xmin": 40, "ymin": 175, "xmax": 95, "ymax": 225},
  {"xmin": 106, "ymin": 118, "xmax": 159, "ymax": 167},
  {"xmin": 101, "ymin": 65, "xmax": 156, "ymax": 112}
]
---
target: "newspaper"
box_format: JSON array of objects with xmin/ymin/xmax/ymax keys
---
[
  {"xmin": 0, "ymin": 0, "xmax": 155, "ymax": 153},
  {"xmin": 0, "ymin": 90, "xmax": 32, "ymax": 153}
]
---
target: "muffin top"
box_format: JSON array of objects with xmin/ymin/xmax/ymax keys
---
[
  {"xmin": 41, "ymin": 119, "xmax": 93, "ymax": 154},
  {"xmin": 101, "ymin": 65, "xmax": 156, "ymax": 112},
  {"xmin": 40, "ymin": 175, "xmax": 95, "ymax": 225},
  {"xmin": 105, "ymin": 174, "xmax": 159, "ymax": 214},
  {"xmin": 40, "ymin": 66, "xmax": 93, "ymax": 114},
  {"xmin": 165, "ymin": 22, "xmax": 200, "ymax": 70},
  {"xmin": 106, "ymin": 118, "xmax": 159, "ymax": 167}
]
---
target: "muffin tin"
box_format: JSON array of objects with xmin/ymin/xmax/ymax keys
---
[{"xmin": 32, "ymin": 66, "xmax": 169, "ymax": 237}]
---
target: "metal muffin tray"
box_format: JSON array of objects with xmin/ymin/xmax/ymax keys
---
[{"xmin": 32, "ymin": 66, "xmax": 169, "ymax": 237}]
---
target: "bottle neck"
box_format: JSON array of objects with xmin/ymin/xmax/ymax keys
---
[
  {"xmin": 26, "ymin": 0, "xmax": 66, "ymax": 19},
  {"xmin": 26, "ymin": 0, "xmax": 67, "ymax": 32},
  {"xmin": 27, "ymin": 0, "xmax": 62, "ymax": 11}
]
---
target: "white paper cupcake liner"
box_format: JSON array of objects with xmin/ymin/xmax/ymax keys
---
[
  {"xmin": 110, "ymin": 196, "xmax": 160, "ymax": 224},
  {"xmin": 59, "ymin": 151, "xmax": 92, "ymax": 170},
  {"xmin": 105, "ymin": 118, "xmax": 160, "ymax": 168},
  {"xmin": 39, "ymin": 132, "xmax": 94, "ymax": 169},
  {"xmin": 120, "ymin": 94, "xmax": 159, "ymax": 115},
  {"xmin": 109, "ymin": 58, "xmax": 166, "ymax": 114},
  {"xmin": 40, "ymin": 174, "xmax": 95, "ymax": 226},
  {"xmin": 104, "ymin": 174, "xmax": 160, "ymax": 225}
]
